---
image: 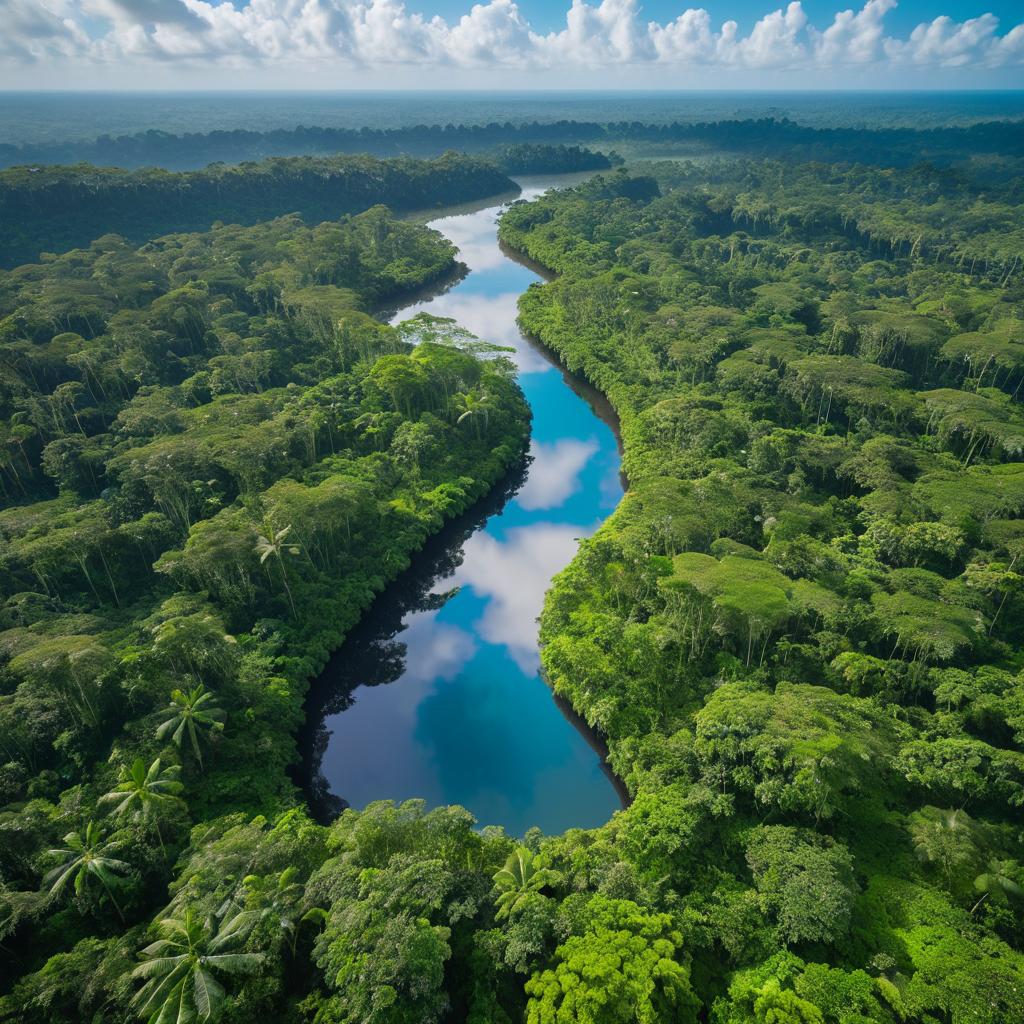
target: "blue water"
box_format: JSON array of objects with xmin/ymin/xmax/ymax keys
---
[{"xmin": 303, "ymin": 178, "xmax": 625, "ymax": 834}]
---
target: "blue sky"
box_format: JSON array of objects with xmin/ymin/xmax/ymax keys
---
[{"xmin": 2, "ymin": 1, "xmax": 1022, "ymax": 90}]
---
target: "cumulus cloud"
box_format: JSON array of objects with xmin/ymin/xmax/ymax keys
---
[
  {"xmin": 0, "ymin": 0, "xmax": 90, "ymax": 60},
  {"xmin": 886, "ymin": 12, "xmax": 1007, "ymax": 68},
  {"xmin": 1, "ymin": 0, "xmax": 1022, "ymax": 73},
  {"xmin": 723, "ymin": 0, "xmax": 808, "ymax": 68}
]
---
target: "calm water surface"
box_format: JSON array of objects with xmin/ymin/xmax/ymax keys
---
[{"xmin": 301, "ymin": 177, "xmax": 625, "ymax": 834}]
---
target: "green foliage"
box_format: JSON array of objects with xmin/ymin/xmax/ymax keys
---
[
  {"xmin": 131, "ymin": 908, "xmax": 263, "ymax": 1024},
  {"xmin": 5, "ymin": 128, "xmax": 1024, "ymax": 1024},
  {"xmin": 744, "ymin": 827, "xmax": 857, "ymax": 947},
  {"xmin": 506, "ymin": 154, "xmax": 1024, "ymax": 1024},
  {"xmin": 0, "ymin": 153, "xmax": 514, "ymax": 268},
  {"xmin": 156, "ymin": 686, "xmax": 225, "ymax": 771},
  {"xmin": 524, "ymin": 895, "xmax": 699, "ymax": 1024},
  {"xmin": 43, "ymin": 820, "xmax": 130, "ymax": 922},
  {"xmin": 0, "ymin": 169, "xmax": 530, "ymax": 1018},
  {"xmin": 493, "ymin": 847, "xmax": 562, "ymax": 921}
]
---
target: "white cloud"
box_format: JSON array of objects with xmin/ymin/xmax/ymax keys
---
[
  {"xmin": 725, "ymin": 1, "xmax": 808, "ymax": 68},
  {"xmin": 0, "ymin": 0, "xmax": 90, "ymax": 60},
  {"xmin": 536, "ymin": 0, "xmax": 653, "ymax": 67},
  {"xmin": 649, "ymin": 8, "xmax": 714, "ymax": 63},
  {"xmin": 1, "ymin": 0, "xmax": 1022, "ymax": 75},
  {"xmin": 811, "ymin": 0, "xmax": 894, "ymax": 64},
  {"xmin": 887, "ymin": 12, "xmax": 1004, "ymax": 68},
  {"xmin": 447, "ymin": 0, "xmax": 534, "ymax": 66}
]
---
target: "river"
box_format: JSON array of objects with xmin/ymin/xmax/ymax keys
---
[{"xmin": 300, "ymin": 175, "xmax": 625, "ymax": 835}]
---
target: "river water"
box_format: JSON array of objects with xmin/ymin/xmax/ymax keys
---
[{"xmin": 300, "ymin": 177, "xmax": 624, "ymax": 835}]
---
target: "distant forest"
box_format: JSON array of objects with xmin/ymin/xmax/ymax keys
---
[
  {"xmin": 2, "ymin": 117, "xmax": 1022, "ymax": 172},
  {"xmin": 0, "ymin": 146, "xmax": 615, "ymax": 270}
]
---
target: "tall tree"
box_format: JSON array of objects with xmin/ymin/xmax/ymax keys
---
[
  {"xmin": 44, "ymin": 821, "xmax": 129, "ymax": 922},
  {"xmin": 132, "ymin": 909, "xmax": 263, "ymax": 1024},
  {"xmin": 100, "ymin": 756, "xmax": 185, "ymax": 857},
  {"xmin": 254, "ymin": 521, "xmax": 300, "ymax": 618},
  {"xmin": 156, "ymin": 685, "xmax": 225, "ymax": 771},
  {"xmin": 493, "ymin": 847, "xmax": 562, "ymax": 921}
]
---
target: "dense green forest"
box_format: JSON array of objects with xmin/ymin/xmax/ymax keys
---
[
  {"xmin": 0, "ymin": 152, "xmax": 521, "ymax": 271},
  {"xmin": 2, "ymin": 126, "xmax": 1024, "ymax": 1024},
  {"xmin": 498, "ymin": 165, "xmax": 1024, "ymax": 1022},
  {"xmin": 1, "ymin": 117, "xmax": 1020, "ymax": 172},
  {"xmin": 0, "ymin": 202, "xmax": 530, "ymax": 1020},
  {"xmin": 0, "ymin": 146, "xmax": 615, "ymax": 271}
]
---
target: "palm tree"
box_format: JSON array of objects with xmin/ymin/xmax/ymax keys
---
[
  {"xmin": 354, "ymin": 410, "xmax": 389, "ymax": 450},
  {"xmin": 493, "ymin": 847, "xmax": 562, "ymax": 921},
  {"xmin": 156, "ymin": 684, "xmax": 225, "ymax": 771},
  {"xmin": 909, "ymin": 806, "xmax": 976, "ymax": 886},
  {"xmin": 454, "ymin": 390, "xmax": 491, "ymax": 438},
  {"xmin": 44, "ymin": 821, "xmax": 128, "ymax": 922},
  {"xmin": 100, "ymin": 757, "xmax": 185, "ymax": 857},
  {"xmin": 254, "ymin": 521, "xmax": 300, "ymax": 617},
  {"xmin": 971, "ymin": 859, "xmax": 1022, "ymax": 915},
  {"xmin": 132, "ymin": 909, "xmax": 263, "ymax": 1024}
]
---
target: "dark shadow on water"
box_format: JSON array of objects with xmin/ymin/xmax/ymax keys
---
[
  {"xmin": 296, "ymin": 442, "xmax": 631, "ymax": 825},
  {"xmin": 552, "ymin": 690, "xmax": 632, "ymax": 810},
  {"xmin": 296, "ymin": 455, "xmax": 534, "ymax": 823}
]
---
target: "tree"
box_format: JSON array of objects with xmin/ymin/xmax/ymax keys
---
[
  {"xmin": 100, "ymin": 757, "xmax": 185, "ymax": 857},
  {"xmin": 44, "ymin": 821, "xmax": 129, "ymax": 922},
  {"xmin": 493, "ymin": 848, "xmax": 561, "ymax": 921},
  {"xmin": 369, "ymin": 354, "xmax": 430, "ymax": 417},
  {"xmin": 240, "ymin": 866, "xmax": 326, "ymax": 957},
  {"xmin": 254, "ymin": 520, "xmax": 300, "ymax": 618},
  {"xmin": 132, "ymin": 909, "xmax": 263, "ymax": 1024},
  {"xmin": 745, "ymin": 827, "xmax": 858, "ymax": 947},
  {"xmin": 972, "ymin": 859, "xmax": 1023, "ymax": 915},
  {"xmin": 524, "ymin": 896, "xmax": 698, "ymax": 1024},
  {"xmin": 156, "ymin": 684, "xmax": 225, "ymax": 771},
  {"xmin": 908, "ymin": 806, "xmax": 977, "ymax": 887},
  {"xmin": 752, "ymin": 979, "xmax": 824, "ymax": 1024},
  {"xmin": 454, "ymin": 390, "xmax": 492, "ymax": 438}
]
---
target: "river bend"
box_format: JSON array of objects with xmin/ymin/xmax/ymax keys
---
[{"xmin": 301, "ymin": 177, "xmax": 624, "ymax": 835}]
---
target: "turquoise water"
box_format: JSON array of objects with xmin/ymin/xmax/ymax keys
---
[{"xmin": 301, "ymin": 179, "xmax": 625, "ymax": 834}]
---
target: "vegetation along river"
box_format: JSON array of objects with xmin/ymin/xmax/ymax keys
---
[{"xmin": 301, "ymin": 176, "xmax": 625, "ymax": 834}]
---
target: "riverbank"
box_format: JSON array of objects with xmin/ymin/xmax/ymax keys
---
[{"xmin": 301, "ymin": 174, "xmax": 627, "ymax": 834}]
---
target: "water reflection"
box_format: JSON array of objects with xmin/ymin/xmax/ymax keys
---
[
  {"xmin": 517, "ymin": 438, "xmax": 600, "ymax": 512},
  {"xmin": 301, "ymin": 178, "xmax": 625, "ymax": 835}
]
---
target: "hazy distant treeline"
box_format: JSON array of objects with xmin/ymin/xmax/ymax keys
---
[{"xmin": 1, "ymin": 117, "xmax": 1021, "ymax": 171}]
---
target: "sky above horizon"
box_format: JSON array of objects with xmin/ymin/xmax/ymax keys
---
[{"xmin": 2, "ymin": 0, "xmax": 1023, "ymax": 90}]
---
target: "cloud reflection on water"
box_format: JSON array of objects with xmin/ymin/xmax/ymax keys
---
[
  {"xmin": 401, "ymin": 290, "xmax": 553, "ymax": 375},
  {"xmin": 307, "ymin": 180, "xmax": 623, "ymax": 835},
  {"xmin": 516, "ymin": 437, "xmax": 598, "ymax": 511},
  {"xmin": 398, "ymin": 609, "xmax": 478, "ymax": 687},
  {"xmin": 452, "ymin": 521, "xmax": 594, "ymax": 674},
  {"xmin": 429, "ymin": 208, "xmax": 507, "ymax": 273}
]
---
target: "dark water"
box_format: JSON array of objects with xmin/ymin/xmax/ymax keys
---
[
  {"xmin": 300, "ymin": 178, "xmax": 626, "ymax": 834},
  {"xmin": 3, "ymin": 91, "xmax": 1022, "ymax": 146}
]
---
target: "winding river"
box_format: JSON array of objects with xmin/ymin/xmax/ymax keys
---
[{"xmin": 300, "ymin": 176, "xmax": 625, "ymax": 835}]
